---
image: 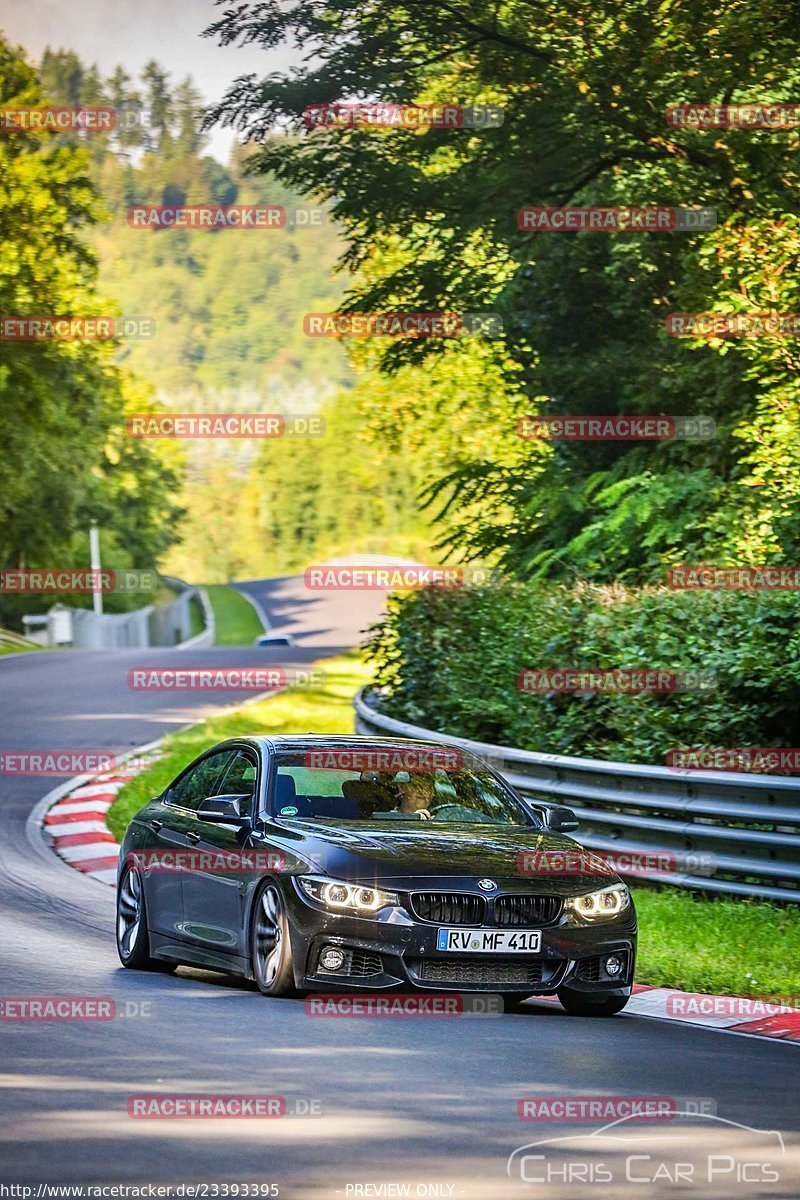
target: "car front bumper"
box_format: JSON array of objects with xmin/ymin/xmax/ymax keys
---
[{"xmin": 284, "ymin": 881, "xmax": 637, "ymax": 997}]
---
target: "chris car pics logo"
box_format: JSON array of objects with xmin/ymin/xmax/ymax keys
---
[{"xmin": 507, "ymin": 1113, "xmax": 785, "ymax": 1187}]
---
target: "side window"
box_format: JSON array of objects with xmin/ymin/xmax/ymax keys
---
[
  {"xmin": 214, "ymin": 750, "xmax": 259, "ymax": 817},
  {"xmin": 166, "ymin": 751, "xmax": 234, "ymax": 811}
]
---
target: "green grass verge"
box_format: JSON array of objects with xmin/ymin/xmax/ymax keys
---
[
  {"xmin": 632, "ymin": 886, "xmax": 800, "ymax": 998},
  {"xmin": 107, "ymin": 653, "xmax": 372, "ymax": 841},
  {"xmin": 106, "ymin": 648, "xmax": 799, "ymax": 997},
  {"xmin": 204, "ymin": 584, "xmax": 264, "ymax": 645}
]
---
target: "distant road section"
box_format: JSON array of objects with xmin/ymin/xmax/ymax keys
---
[{"xmin": 234, "ymin": 564, "xmax": 399, "ymax": 650}]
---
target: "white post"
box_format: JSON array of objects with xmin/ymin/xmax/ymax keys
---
[{"xmin": 90, "ymin": 523, "xmax": 103, "ymax": 616}]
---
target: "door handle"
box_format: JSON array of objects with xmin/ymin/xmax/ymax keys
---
[
  {"xmin": 186, "ymin": 831, "xmax": 201, "ymax": 844},
  {"xmin": 149, "ymin": 820, "xmax": 163, "ymax": 833}
]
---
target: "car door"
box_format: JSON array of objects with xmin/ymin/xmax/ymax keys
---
[
  {"xmin": 144, "ymin": 749, "xmax": 235, "ymax": 942},
  {"xmin": 180, "ymin": 747, "xmax": 261, "ymax": 959}
]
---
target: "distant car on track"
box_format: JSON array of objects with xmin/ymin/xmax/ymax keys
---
[
  {"xmin": 254, "ymin": 633, "xmax": 296, "ymax": 647},
  {"xmin": 116, "ymin": 736, "xmax": 636, "ymax": 1014}
]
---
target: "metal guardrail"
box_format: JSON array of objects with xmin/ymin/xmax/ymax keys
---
[
  {"xmin": 174, "ymin": 587, "xmax": 215, "ymax": 650},
  {"xmin": 0, "ymin": 628, "xmax": 40, "ymax": 650},
  {"xmin": 354, "ymin": 688, "xmax": 800, "ymax": 903},
  {"xmin": 160, "ymin": 575, "xmax": 214, "ymax": 649},
  {"xmin": 17, "ymin": 575, "xmax": 209, "ymax": 651}
]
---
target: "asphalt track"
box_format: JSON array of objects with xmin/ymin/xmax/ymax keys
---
[{"xmin": 1, "ymin": 578, "xmax": 799, "ymax": 1199}]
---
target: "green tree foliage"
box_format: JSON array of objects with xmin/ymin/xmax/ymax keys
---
[
  {"xmin": 0, "ymin": 37, "xmax": 180, "ymax": 611},
  {"xmin": 208, "ymin": 0, "xmax": 800, "ymax": 579},
  {"xmin": 31, "ymin": 45, "xmax": 528, "ymax": 583},
  {"xmin": 33, "ymin": 48, "xmax": 354, "ymax": 583},
  {"xmin": 215, "ymin": 337, "xmax": 524, "ymax": 579},
  {"xmin": 38, "ymin": 51, "xmax": 350, "ymax": 400}
]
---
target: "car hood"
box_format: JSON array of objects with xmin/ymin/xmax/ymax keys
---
[{"xmin": 264, "ymin": 820, "xmax": 618, "ymax": 894}]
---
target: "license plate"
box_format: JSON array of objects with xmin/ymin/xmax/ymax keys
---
[{"xmin": 436, "ymin": 929, "xmax": 542, "ymax": 953}]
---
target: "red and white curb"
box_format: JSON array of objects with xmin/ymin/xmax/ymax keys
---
[
  {"xmin": 628, "ymin": 983, "xmax": 800, "ymax": 1042},
  {"xmin": 44, "ymin": 758, "xmax": 157, "ymax": 886},
  {"xmin": 533, "ymin": 983, "xmax": 800, "ymax": 1043},
  {"xmin": 41, "ymin": 762, "xmax": 799, "ymax": 1044}
]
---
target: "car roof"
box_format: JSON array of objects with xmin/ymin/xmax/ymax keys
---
[
  {"xmin": 257, "ymin": 734, "xmax": 463, "ymax": 752},
  {"xmin": 209, "ymin": 733, "xmax": 466, "ymax": 756}
]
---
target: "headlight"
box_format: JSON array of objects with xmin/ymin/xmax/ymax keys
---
[
  {"xmin": 297, "ymin": 875, "xmax": 398, "ymax": 913},
  {"xmin": 566, "ymin": 884, "xmax": 630, "ymax": 921}
]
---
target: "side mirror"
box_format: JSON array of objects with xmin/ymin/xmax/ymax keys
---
[
  {"xmin": 197, "ymin": 793, "xmax": 252, "ymax": 827},
  {"xmin": 545, "ymin": 804, "xmax": 579, "ymax": 833}
]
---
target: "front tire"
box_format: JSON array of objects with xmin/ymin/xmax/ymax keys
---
[
  {"xmin": 251, "ymin": 883, "xmax": 297, "ymax": 997},
  {"xmin": 116, "ymin": 864, "xmax": 176, "ymax": 972},
  {"xmin": 499, "ymin": 994, "xmax": 532, "ymax": 1013},
  {"xmin": 557, "ymin": 987, "xmax": 629, "ymax": 1016}
]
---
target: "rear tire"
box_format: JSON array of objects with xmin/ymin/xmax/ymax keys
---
[
  {"xmin": 251, "ymin": 883, "xmax": 298, "ymax": 997},
  {"xmin": 557, "ymin": 987, "xmax": 629, "ymax": 1016},
  {"xmin": 116, "ymin": 864, "xmax": 176, "ymax": 972}
]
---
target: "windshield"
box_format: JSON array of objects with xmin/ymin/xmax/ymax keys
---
[{"xmin": 269, "ymin": 749, "xmax": 532, "ymax": 826}]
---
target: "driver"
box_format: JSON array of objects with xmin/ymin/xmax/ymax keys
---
[{"xmin": 394, "ymin": 771, "xmax": 435, "ymax": 820}]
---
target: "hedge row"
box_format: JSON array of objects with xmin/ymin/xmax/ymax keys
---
[{"xmin": 364, "ymin": 583, "xmax": 800, "ymax": 763}]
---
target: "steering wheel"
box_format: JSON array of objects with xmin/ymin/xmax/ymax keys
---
[{"xmin": 427, "ymin": 802, "xmax": 469, "ymax": 819}]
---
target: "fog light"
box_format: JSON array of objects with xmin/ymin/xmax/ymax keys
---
[
  {"xmin": 605, "ymin": 955, "xmax": 623, "ymax": 977},
  {"xmin": 319, "ymin": 947, "xmax": 345, "ymax": 972}
]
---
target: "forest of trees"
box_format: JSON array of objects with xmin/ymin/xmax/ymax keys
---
[
  {"xmin": 3, "ymin": 1, "xmax": 799, "ymax": 604},
  {"xmin": 0, "ymin": 39, "xmax": 184, "ymax": 624},
  {"xmin": 10, "ymin": 43, "xmax": 487, "ymax": 585},
  {"xmin": 208, "ymin": 0, "xmax": 800, "ymax": 582}
]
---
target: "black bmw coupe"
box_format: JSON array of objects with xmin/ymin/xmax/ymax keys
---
[{"xmin": 116, "ymin": 735, "xmax": 636, "ymax": 1014}]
